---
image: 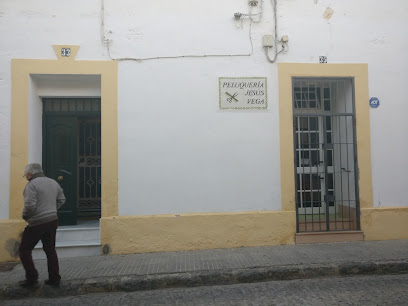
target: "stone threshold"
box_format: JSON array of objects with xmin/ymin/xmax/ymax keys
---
[{"xmin": 295, "ymin": 231, "xmax": 364, "ymax": 244}]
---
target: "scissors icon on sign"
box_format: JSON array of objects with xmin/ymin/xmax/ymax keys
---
[{"xmin": 226, "ymin": 92, "xmax": 239, "ymax": 103}]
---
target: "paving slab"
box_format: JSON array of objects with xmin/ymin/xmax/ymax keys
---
[{"xmin": 1, "ymin": 240, "xmax": 407, "ymax": 299}]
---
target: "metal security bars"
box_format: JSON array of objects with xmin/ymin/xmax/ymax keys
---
[
  {"xmin": 43, "ymin": 98, "xmax": 101, "ymax": 113},
  {"xmin": 292, "ymin": 78, "xmax": 360, "ymax": 232},
  {"xmin": 78, "ymin": 119, "xmax": 101, "ymax": 215}
]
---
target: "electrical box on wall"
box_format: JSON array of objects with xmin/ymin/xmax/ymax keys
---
[
  {"xmin": 281, "ymin": 35, "xmax": 289, "ymax": 43},
  {"xmin": 249, "ymin": 0, "xmax": 259, "ymax": 6},
  {"xmin": 262, "ymin": 35, "xmax": 274, "ymax": 47}
]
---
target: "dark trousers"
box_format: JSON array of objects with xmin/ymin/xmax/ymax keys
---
[{"xmin": 19, "ymin": 219, "xmax": 61, "ymax": 282}]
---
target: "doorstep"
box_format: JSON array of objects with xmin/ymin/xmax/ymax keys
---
[{"xmin": 295, "ymin": 231, "xmax": 364, "ymax": 244}]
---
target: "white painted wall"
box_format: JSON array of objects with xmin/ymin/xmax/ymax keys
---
[
  {"xmin": 0, "ymin": 0, "xmax": 407, "ymax": 218},
  {"xmin": 118, "ymin": 59, "xmax": 281, "ymax": 215},
  {"xmin": 33, "ymin": 75, "xmax": 101, "ymax": 98}
]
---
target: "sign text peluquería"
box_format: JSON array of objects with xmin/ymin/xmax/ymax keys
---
[{"xmin": 219, "ymin": 77, "xmax": 267, "ymax": 109}]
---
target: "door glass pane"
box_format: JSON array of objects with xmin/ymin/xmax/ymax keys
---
[
  {"xmin": 301, "ymin": 151, "xmax": 310, "ymax": 166},
  {"xmin": 312, "ymin": 192, "xmax": 321, "ymax": 207},
  {"xmin": 299, "ymin": 117, "xmax": 308, "ymax": 130},
  {"xmin": 310, "ymin": 117, "xmax": 318, "ymax": 131},
  {"xmin": 310, "ymin": 133, "xmax": 319, "ymax": 148},
  {"xmin": 295, "ymin": 151, "xmax": 299, "ymax": 167},
  {"xmin": 327, "ymin": 149, "xmax": 333, "ymax": 166},
  {"xmin": 312, "ymin": 174, "xmax": 321, "ymax": 189},
  {"xmin": 302, "ymin": 174, "xmax": 311, "ymax": 190},
  {"xmin": 326, "ymin": 116, "xmax": 332, "ymax": 130},
  {"xmin": 311, "ymin": 150, "xmax": 319, "ymax": 166},
  {"xmin": 300, "ymin": 133, "xmax": 309, "ymax": 148}
]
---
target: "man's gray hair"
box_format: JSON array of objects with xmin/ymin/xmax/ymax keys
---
[{"xmin": 24, "ymin": 163, "xmax": 43, "ymax": 175}]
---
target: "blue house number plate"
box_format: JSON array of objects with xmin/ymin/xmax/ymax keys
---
[{"xmin": 369, "ymin": 97, "xmax": 380, "ymax": 108}]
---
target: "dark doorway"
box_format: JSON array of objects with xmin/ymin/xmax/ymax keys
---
[
  {"xmin": 43, "ymin": 98, "xmax": 101, "ymax": 226},
  {"xmin": 292, "ymin": 78, "xmax": 360, "ymax": 232}
]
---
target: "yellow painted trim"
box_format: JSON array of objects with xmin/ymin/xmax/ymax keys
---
[
  {"xmin": 278, "ymin": 63, "xmax": 373, "ymax": 211},
  {"xmin": 52, "ymin": 45, "xmax": 80, "ymax": 60},
  {"xmin": 361, "ymin": 207, "xmax": 408, "ymax": 240},
  {"xmin": 10, "ymin": 58, "xmax": 118, "ymax": 219},
  {"xmin": 0, "ymin": 219, "xmax": 26, "ymax": 262},
  {"xmin": 101, "ymin": 211, "xmax": 296, "ymax": 254}
]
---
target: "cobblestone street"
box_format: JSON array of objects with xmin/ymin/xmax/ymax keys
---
[{"xmin": 4, "ymin": 273, "xmax": 408, "ymax": 305}]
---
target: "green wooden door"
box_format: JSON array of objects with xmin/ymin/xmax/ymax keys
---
[{"xmin": 44, "ymin": 116, "xmax": 77, "ymax": 225}]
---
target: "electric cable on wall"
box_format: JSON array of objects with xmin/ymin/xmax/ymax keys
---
[{"xmin": 100, "ymin": 0, "xmax": 256, "ymax": 62}]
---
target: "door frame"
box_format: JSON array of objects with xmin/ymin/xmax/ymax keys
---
[
  {"xmin": 9, "ymin": 56, "xmax": 118, "ymax": 220},
  {"xmin": 278, "ymin": 63, "xmax": 373, "ymax": 233}
]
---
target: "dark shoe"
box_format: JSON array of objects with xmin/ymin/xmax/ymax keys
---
[
  {"xmin": 18, "ymin": 279, "xmax": 38, "ymax": 287},
  {"xmin": 44, "ymin": 279, "xmax": 60, "ymax": 287}
]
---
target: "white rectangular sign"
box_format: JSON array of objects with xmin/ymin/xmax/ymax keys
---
[{"xmin": 219, "ymin": 77, "xmax": 267, "ymax": 109}]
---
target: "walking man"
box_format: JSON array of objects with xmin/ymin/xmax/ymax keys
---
[{"xmin": 18, "ymin": 163, "xmax": 66, "ymax": 287}]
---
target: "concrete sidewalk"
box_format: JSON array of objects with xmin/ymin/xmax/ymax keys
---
[{"xmin": 1, "ymin": 240, "xmax": 408, "ymax": 300}]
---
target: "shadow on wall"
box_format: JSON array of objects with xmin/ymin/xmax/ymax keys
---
[
  {"xmin": 5, "ymin": 238, "xmax": 20, "ymax": 259},
  {"xmin": 0, "ymin": 261, "xmax": 19, "ymax": 272}
]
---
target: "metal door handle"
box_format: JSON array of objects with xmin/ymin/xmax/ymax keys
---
[{"xmin": 57, "ymin": 176, "xmax": 64, "ymax": 181}]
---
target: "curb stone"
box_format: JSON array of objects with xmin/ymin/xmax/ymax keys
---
[{"xmin": 1, "ymin": 260, "xmax": 407, "ymax": 300}]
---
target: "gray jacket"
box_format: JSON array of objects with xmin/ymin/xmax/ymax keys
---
[{"xmin": 23, "ymin": 176, "xmax": 66, "ymax": 227}]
